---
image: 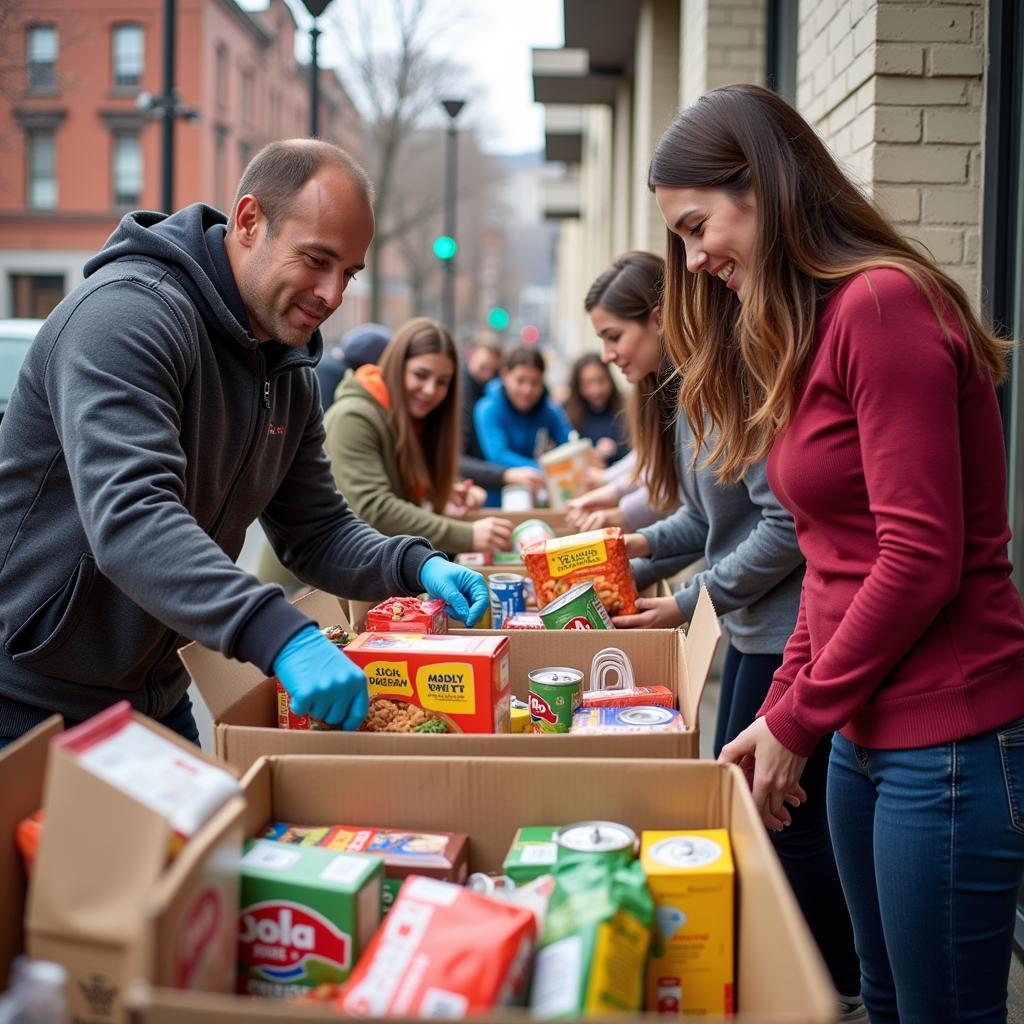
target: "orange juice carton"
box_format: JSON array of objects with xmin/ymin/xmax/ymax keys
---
[
  {"xmin": 641, "ymin": 829, "xmax": 734, "ymax": 1017},
  {"xmin": 343, "ymin": 632, "xmax": 511, "ymax": 734}
]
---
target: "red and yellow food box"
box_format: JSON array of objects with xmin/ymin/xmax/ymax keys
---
[
  {"xmin": 343, "ymin": 632, "xmax": 511, "ymax": 734},
  {"xmin": 364, "ymin": 596, "xmax": 448, "ymax": 635},
  {"xmin": 522, "ymin": 527, "xmax": 639, "ymax": 616}
]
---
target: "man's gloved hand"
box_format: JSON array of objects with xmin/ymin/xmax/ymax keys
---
[
  {"xmin": 419, "ymin": 556, "xmax": 489, "ymax": 627},
  {"xmin": 272, "ymin": 625, "xmax": 368, "ymax": 730}
]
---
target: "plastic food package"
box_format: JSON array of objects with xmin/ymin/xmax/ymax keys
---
[
  {"xmin": 338, "ymin": 876, "xmax": 537, "ymax": 1017},
  {"xmin": 522, "ymin": 528, "xmax": 638, "ymax": 616}
]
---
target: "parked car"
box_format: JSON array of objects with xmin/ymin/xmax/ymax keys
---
[{"xmin": 0, "ymin": 318, "xmax": 43, "ymax": 423}]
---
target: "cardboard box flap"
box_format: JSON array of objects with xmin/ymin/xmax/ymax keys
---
[
  {"xmin": 682, "ymin": 585, "xmax": 722, "ymax": 726},
  {"xmin": 0, "ymin": 715, "xmax": 62, "ymax": 988},
  {"xmin": 28, "ymin": 746, "xmax": 172, "ymax": 947},
  {"xmin": 179, "ymin": 590, "xmax": 350, "ymax": 723}
]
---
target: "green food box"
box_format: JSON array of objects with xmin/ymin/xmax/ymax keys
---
[
  {"xmin": 503, "ymin": 825, "xmax": 560, "ymax": 885},
  {"xmin": 238, "ymin": 838, "xmax": 383, "ymax": 998}
]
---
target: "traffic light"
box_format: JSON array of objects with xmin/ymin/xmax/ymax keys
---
[
  {"xmin": 520, "ymin": 324, "xmax": 540, "ymax": 344},
  {"xmin": 432, "ymin": 235, "xmax": 458, "ymax": 260},
  {"xmin": 487, "ymin": 306, "xmax": 511, "ymax": 331}
]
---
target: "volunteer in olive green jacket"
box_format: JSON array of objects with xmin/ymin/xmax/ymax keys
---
[{"xmin": 324, "ymin": 317, "xmax": 513, "ymax": 555}]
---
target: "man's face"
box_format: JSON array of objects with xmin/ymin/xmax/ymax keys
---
[
  {"xmin": 467, "ymin": 346, "xmax": 500, "ymax": 385},
  {"xmin": 233, "ymin": 168, "xmax": 374, "ymax": 348}
]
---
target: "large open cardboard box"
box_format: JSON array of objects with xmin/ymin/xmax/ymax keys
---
[
  {"xmin": 1, "ymin": 713, "xmax": 247, "ymax": 1022},
  {"xmin": 125, "ymin": 753, "xmax": 836, "ymax": 1024},
  {"xmin": 181, "ymin": 589, "xmax": 720, "ymax": 774}
]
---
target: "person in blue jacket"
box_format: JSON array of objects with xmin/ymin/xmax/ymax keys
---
[{"xmin": 473, "ymin": 345, "xmax": 572, "ymax": 505}]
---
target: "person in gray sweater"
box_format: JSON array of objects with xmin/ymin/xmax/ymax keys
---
[{"xmin": 588, "ymin": 252, "xmax": 863, "ymax": 1018}]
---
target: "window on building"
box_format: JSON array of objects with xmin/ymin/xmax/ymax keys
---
[
  {"xmin": 215, "ymin": 44, "xmax": 228, "ymax": 110},
  {"xmin": 241, "ymin": 68, "xmax": 253, "ymax": 124},
  {"xmin": 214, "ymin": 126, "xmax": 227, "ymax": 211},
  {"xmin": 10, "ymin": 274, "xmax": 64, "ymax": 319},
  {"xmin": 112, "ymin": 131, "xmax": 142, "ymax": 206},
  {"xmin": 26, "ymin": 130, "xmax": 56, "ymax": 209},
  {"xmin": 112, "ymin": 24, "xmax": 144, "ymax": 89},
  {"xmin": 26, "ymin": 24, "xmax": 57, "ymax": 91}
]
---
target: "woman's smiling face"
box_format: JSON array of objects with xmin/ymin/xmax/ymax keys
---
[
  {"xmin": 655, "ymin": 185, "xmax": 757, "ymax": 301},
  {"xmin": 589, "ymin": 306, "xmax": 661, "ymax": 384}
]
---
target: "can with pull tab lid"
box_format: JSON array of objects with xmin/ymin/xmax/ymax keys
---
[{"xmin": 555, "ymin": 820, "xmax": 638, "ymax": 864}]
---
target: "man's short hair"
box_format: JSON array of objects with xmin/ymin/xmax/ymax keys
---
[
  {"xmin": 228, "ymin": 139, "xmax": 374, "ymax": 234},
  {"xmin": 468, "ymin": 330, "xmax": 502, "ymax": 358}
]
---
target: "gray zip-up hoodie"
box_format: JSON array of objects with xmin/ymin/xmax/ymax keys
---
[
  {"xmin": 0, "ymin": 204, "xmax": 435, "ymax": 729},
  {"xmin": 631, "ymin": 417, "xmax": 803, "ymax": 654}
]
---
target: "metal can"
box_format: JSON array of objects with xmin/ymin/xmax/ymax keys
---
[
  {"xmin": 555, "ymin": 820, "xmax": 638, "ymax": 864},
  {"xmin": 618, "ymin": 706, "xmax": 677, "ymax": 727},
  {"xmin": 511, "ymin": 517, "xmax": 557, "ymax": 554},
  {"xmin": 501, "ymin": 484, "xmax": 534, "ymax": 511},
  {"xmin": 528, "ymin": 667, "xmax": 584, "ymax": 733},
  {"xmin": 489, "ymin": 572, "xmax": 527, "ymax": 628},
  {"xmin": 538, "ymin": 580, "xmax": 615, "ymax": 631},
  {"xmin": 510, "ymin": 697, "xmax": 531, "ymax": 734}
]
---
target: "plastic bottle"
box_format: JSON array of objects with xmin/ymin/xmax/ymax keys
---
[{"xmin": 0, "ymin": 957, "xmax": 68, "ymax": 1023}]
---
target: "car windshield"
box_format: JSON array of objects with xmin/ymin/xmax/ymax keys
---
[{"xmin": 0, "ymin": 338, "xmax": 33, "ymax": 403}]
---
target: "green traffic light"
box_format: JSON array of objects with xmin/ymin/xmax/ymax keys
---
[
  {"xmin": 487, "ymin": 307, "xmax": 511, "ymax": 331},
  {"xmin": 432, "ymin": 235, "xmax": 458, "ymax": 260}
]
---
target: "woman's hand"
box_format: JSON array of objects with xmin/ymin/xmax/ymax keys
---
[
  {"xmin": 444, "ymin": 480, "xmax": 486, "ymax": 516},
  {"xmin": 471, "ymin": 516, "xmax": 513, "ymax": 553},
  {"xmin": 718, "ymin": 717, "xmax": 808, "ymax": 831},
  {"xmin": 612, "ymin": 596, "xmax": 684, "ymax": 629},
  {"xmin": 566, "ymin": 483, "xmax": 619, "ymax": 522},
  {"xmin": 624, "ymin": 532, "xmax": 651, "ymax": 558},
  {"xmin": 596, "ymin": 437, "xmax": 619, "ymax": 461},
  {"xmin": 571, "ymin": 507, "xmax": 625, "ymax": 533},
  {"xmin": 503, "ymin": 466, "xmax": 546, "ymax": 497}
]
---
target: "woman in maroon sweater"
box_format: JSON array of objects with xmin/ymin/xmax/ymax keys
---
[{"xmin": 648, "ymin": 84, "xmax": 1024, "ymax": 1023}]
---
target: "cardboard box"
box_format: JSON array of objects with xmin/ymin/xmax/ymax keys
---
[
  {"xmin": 0, "ymin": 715, "xmax": 62, "ymax": 990},
  {"xmin": 181, "ymin": 589, "xmax": 721, "ymax": 774},
  {"xmin": 125, "ymin": 754, "xmax": 836, "ymax": 1024},
  {"xmin": 18, "ymin": 712, "xmax": 247, "ymax": 1023}
]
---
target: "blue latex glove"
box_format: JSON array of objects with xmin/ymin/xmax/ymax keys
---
[
  {"xmin": 419, "ymin": 556, "xmax": 489, "ymax": 627},
  {"xmin": 272, "ymin": 625, "xmax": 368, "ymax": 730}
]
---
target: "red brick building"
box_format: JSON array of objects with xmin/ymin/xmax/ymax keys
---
[{"xmin": 0, "ymin": 0, "xmax": 364, "ymax": 319}]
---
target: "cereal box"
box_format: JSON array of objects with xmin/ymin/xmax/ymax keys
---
[
  {"xmin": 238, "ymin": 839, "xmax": 382, "ymax": 999},
  {"xmin": 364, "ymin": 597, "xmax": 448, "ymax": 635},
  {"xmin": 642, "ymin": 829, "xmax": 734, "ymax": 1017},
  {"xmin": 259, "ymin": 823, "xmax": 469, "ymax": 913},
  {"xmin": 343, "ymin": 632, "xmax": 511, "ymax": 734},
  {"xmin": 522, "ymin": 528, "xmax": 638, "ymax": 616}
]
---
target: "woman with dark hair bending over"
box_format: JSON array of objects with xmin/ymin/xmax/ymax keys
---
[
  {"xmin": 563, "ymin": 353, "xmax": 628, "ymax": 464},
  {"xmin": 649, "ymin": 83, "xmax": 1024, "ymax": 1024},
  {"xmin": 589, "ymin": 251, "xmax": 862, "ymax": 1021}
]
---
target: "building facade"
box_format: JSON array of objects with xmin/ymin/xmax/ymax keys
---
[{"xmin": 0, "ymin": 0, "xmax": 362, "ymax": 320}]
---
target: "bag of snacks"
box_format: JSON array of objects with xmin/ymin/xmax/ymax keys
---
[{"xmin": 522, "ymin": 528, "xmax": 638, "ymax": 616}]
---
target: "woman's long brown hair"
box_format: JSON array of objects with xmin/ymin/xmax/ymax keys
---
[
  {"xmin": 378, "ymin": 317, "xmax": 459, "ymax": 508},
  {"xmin": 648, "ymin": 83, "xmax": 1011, "ymax": 482},
  {"xmin": 584, "ymin": 251, "xmax": 680, "ymax": 512}
]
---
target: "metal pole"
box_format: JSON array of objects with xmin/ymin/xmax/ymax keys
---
[
  {"xmin": 309, "ymin": 23, "xmax": 321, "ymax": 137},
  {"xmin": 442, "ymin": 118, "xmax": 458, "ymax": 331},
  {"xmin": 161, "ymin": 0, "xmax": 176, "ymax": 213}
]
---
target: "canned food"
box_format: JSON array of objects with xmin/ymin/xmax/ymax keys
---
[
  {"xmin": 570, "ymin": 705, "xmax": 686, "ymax": 735},
  {"xmin": 538, "ymin": 580, "xmax": 614, "ymax": 631},
  {"xmin": 489, "ymin": 573, "xmax": 527, "ymax": 628},
  {"xmin": 528, "ymin": 667, "xmax": 584, "ymax": 733},
  {"xmin": 511, "ymin": 518, "xmax": 557, "ymax": 554},
  {"xmin": 556, "ymin": 820, "xmax": 638, "ymax": 862}
]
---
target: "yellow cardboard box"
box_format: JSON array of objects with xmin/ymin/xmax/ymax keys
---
[{"xmin": 642, "ymin": 829, "xmax": 734, "ymax": 1017}]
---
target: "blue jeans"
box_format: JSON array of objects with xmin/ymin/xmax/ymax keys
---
[{"xmin": 828, "ymin": 723, "xmax": 1024, "ymax": 1023}]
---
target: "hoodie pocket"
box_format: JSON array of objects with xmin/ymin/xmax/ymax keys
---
[{"xmin": 6, "ymin": 554, "xmax": 168, "ymax": 690}]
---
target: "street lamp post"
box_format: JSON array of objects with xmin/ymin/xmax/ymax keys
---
[
  {"xmin": 299, "ymin": 0, "xmax": 334, "ymax": 137},
  {"xmin": 440, "ymin": 98, "xmax": 466, "ymax": 333}
]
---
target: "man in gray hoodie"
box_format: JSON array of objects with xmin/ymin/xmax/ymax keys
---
[{"xmin": 0, "ymin": 139, "xmax": 487, "ymax": 744}]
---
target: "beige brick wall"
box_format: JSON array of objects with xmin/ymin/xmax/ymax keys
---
[
  {"xmin": 798, "ymin": 0, "xmax": 985, "ymax": 304},
  {"xmin": 680, "ymin": 0, "xmax": 765, "ymax": 108}
]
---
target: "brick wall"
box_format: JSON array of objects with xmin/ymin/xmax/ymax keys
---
[
  {"xmin": 798, "ymin": 0, "xmax": 985, "ymax": 304},
  {"xmin": 680, "ymin": 0, "xmax": 765, "ymax": 107}
]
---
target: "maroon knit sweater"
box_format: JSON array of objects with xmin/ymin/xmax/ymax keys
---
[{"xmin": 760, "ymin": 268, "xmax": 1024, "ymax": 755}]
